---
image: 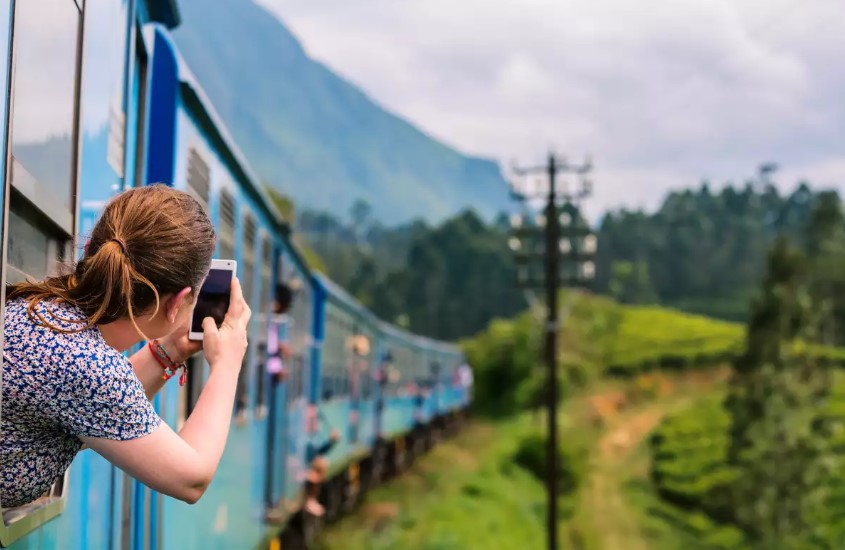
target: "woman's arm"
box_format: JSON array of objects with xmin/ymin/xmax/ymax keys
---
[
  {"xmin": 82, "ymin": 366, "xmax": 240, "ymax": 503},
  {"xmin": 130, "ymin": 344, "xmax": 170, "ymax": 400},
  {"xmin": 82, "ymin": 278, "xmax": 250, "ymax": 504},
  {"xmin": 131, "ymin": 321, "xmax": 201, "ymax": 400}
]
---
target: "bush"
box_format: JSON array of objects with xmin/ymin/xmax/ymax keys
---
[{"xmin": 512, "ymin": 432, "xmax": 584, "ymax": 495}]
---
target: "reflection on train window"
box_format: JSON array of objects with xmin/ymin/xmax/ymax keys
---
[
  {"xmin": 11, "ymin": 0, "xmax": 81, "ymax": 217},
  {"xmin": 6, "ymin": 197, "xmax": 68, "ymax": 283}
]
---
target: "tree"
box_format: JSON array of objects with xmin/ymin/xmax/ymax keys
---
[
  {"xmin": 594, "ymin": 182, "xmax": 832, "ymax": 321},
  {"xmin": 608, "ymin": 261, "xmax": 656, "ymax": 304},
  {"xmin": 350, "ymin": 199, "xmax": 372, "ymax": 243},
  {"xmin": 724, "ymin": 236, "xmax": 833, "ymax": 547}
]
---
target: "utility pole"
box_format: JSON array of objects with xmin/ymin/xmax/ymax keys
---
[{"xmin": 508, "ymin": 153, "xmax": 595, "ymax": 550}]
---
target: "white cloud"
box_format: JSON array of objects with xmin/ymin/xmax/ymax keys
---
[{"xmin": 257, "ymin": 0, "xmax": 845, "ymax": 213}]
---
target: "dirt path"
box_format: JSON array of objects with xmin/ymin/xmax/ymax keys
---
[{"xmin": 574, "ymin": 405, "xmax": 666, "ymax": 550}]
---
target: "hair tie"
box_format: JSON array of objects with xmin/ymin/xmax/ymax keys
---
[{"xmin": 110, "ymin": 238, "xmax": 129, "ymax": 255}]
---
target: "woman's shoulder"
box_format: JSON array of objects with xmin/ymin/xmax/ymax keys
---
[
  {"xmin": 5, "ymin": 297, "xmax": 88, "ymax": 331},
  {"xmin": 4, "ymin": 297, "xmax": 128, "ymax": 375}
]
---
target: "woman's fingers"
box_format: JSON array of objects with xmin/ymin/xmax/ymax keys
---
[
  {"xmin": 221, "ymin": 277, "xmax": 251, "ymax": 332},
  {"xmin": 226, "ymin": 277, "xmax": 244, "ymax": 318},
  {"xmin": 202, "ymin": 317, "xmax": 219, "ymax": 348}
]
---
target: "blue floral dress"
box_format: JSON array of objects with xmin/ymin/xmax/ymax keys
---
[{"xmin": 1, "ymin": 298, "xmax": 161, "ymax": 508}]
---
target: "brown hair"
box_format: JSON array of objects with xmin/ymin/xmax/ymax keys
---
[{"xmin": 8, "ymin": 184, "xmax": 216, "ymax": 334}]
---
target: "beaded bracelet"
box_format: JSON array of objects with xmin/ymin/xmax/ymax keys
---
[{"xmin": 148, "ymin": 340, "xmax": 188, "ymax": 386}]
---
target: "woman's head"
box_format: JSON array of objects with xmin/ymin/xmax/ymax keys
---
[{"xmin": 9, "ymin": 184, "xmax": 216, "ymax": 338}]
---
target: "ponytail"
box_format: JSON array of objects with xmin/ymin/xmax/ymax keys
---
[{"xmin": 7, "ymin": 185, "xmax": 216, "ymax": 335}]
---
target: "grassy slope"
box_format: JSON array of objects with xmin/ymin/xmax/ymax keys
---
[
  {"xmin": 314, "ymin": 417, "xmax": 546, "ymax": 550},
  {"xmin": 316, "ymin": 373, "xmax": 728, "ymax": 550},
  {"xmin": 315, "ymin": 292, "xmax": 751, "ymax": 549}
]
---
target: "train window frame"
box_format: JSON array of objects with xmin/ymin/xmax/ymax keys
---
[{"xmin": 0, "ymin": 0, "xmax": 85, "ymax": 544}]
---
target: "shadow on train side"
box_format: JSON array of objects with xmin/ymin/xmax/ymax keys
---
[{"xmin": 0, "ymin": 1, "xmax": 472, "ymax": 549}]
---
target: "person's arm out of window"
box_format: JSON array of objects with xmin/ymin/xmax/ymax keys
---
[
  {"xmin": 82, "ymin": 363, "xmax": 240, "ymax": 503},
  {"xmin": 81, "ymin": 278, "xmax": 250, "ymax": 503}
]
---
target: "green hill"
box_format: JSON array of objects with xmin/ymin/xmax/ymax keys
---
[{"xmin": 172, "ymin": 0, "xmax": 509, "ymax": 224}]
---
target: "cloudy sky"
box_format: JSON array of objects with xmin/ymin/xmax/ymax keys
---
[{"xmin": 257, "ymin": 0, "xmax": 844, "ymax": 215}]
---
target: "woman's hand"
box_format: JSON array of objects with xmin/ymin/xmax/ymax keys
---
[
  {"xmin": 159, "ymin": 316, "xmax": 202, "ymax": 363},
  {"xmin": 202, "ymin": 277, "xmax": 251, "ymax": 373}
]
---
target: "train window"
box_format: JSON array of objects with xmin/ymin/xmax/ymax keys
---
[
  {"xmin": 217, "ymin": 189, "xmax": 235, "ymax": 259},
  {"xmin": 6, "ymin": 196, "xmax": 69, "ymax": 283},
  {"xmin": 10, "ymin": 0, "xmax": 81, "ymax": 222},
  {"xmin": 186, "ymin": 147, "xmax": 210, "ymax": 210},
  {"xmin": 235, "ymin": 212, "xmax": 256, "ymax": 414}
]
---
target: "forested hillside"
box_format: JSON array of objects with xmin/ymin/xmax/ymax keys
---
[
  {"xmin": 595, "ymin": 182, "xmax": 840, "ymax": 322},
  {"xmin": 287, "ymin": 181, "xmax": 845, "ymax": 345}
]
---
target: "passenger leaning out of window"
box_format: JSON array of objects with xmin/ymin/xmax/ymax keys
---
[
  {"xmin": 0, "ymin": 184, "xmax": 251, "ymax": 508},
  {"xmin": 266, "ymin": 283, "xmax": 292, "ymax": 383}
]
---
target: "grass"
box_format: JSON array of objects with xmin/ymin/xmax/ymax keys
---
[
  {"xmin": 313, "ymin": 416, "xmax": 547, "ymax": 550},
  {"xmin": 641, "ymin": 371, "xmax": 845, "ymax": 548},
  {"xmin": 561, "ymin": 374, "xmax": 727, "ymax": 550},
  {"xmin": 316, "ymin": 373, "xmax": 728, "ymax": 550}
]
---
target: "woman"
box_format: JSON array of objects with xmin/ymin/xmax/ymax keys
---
[{"xmin": 1, "ymin": 185, "xmax": 250, "ymax": 508}]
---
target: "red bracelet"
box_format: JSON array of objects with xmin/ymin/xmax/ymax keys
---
[{"xmin": 148, "ymin": 340, "xmax": 188, "ymax": 386}]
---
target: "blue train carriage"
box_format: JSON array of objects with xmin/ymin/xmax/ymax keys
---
[
  {"xmin": 309, "ymin": 274, "xmax": 382, "ymax": 522},
  {"xmin": 407, "ymin": 337, "xmax": 466, "ymax": 451},
  {"xmin": 370, "ymin": 321, "xmax": 437, "ymax": 474},
  {"xmin": 143, "ymin": 26, "xmax": 316, "ymax": 549},
  {"xmin": 268, "ymin": 244, "xmax": 315, "ymax": 536},
  {"xmin": 0, "ymin": 0, "xmax": 183, "ymax": 548},
  {"xmin": 431, "ymin": 341, "xmax": 469, "ymax": 424}
]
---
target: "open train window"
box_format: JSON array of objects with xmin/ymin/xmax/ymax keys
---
[{"xmin": 0, "ymin": 0, "xmax": 83, "ymax": 545}]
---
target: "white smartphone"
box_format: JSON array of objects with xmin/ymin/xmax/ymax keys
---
[{"xmin": 189, "ymin": 259, "xmax": 237, "ymax": 341}]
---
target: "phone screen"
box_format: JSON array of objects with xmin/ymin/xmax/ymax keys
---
[{"xmin": 191, "ymin": 268, "xmax": 234, "ymax": 333}]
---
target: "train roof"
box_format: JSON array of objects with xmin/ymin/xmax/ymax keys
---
[
  {"xmin": 313, "ymin": 273, "xmax": 459, "ymax": 353},
  {"xmin": 312, "ymin": 273, "xmax": 377, "ymax": 321},
  {"xmin": 150, "ymin": 25, "xmax": 315, "ymax": 279}
]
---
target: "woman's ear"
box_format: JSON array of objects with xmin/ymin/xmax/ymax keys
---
[{"xmin": 166, "ymin": 287, "xmax": 193, "ymax": 323}]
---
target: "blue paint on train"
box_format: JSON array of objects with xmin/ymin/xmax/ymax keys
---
[
  {"xmin": 0, "ymin": 1, "xmax": 471, "ymax": 548},
  {"xmin": 146, "ymin": 29, "xmax": 179, "ymax": 186}
]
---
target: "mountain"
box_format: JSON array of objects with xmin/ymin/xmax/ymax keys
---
[{"xmin": 172, "ymin": 0, "xmax": 509, "ymax": 224}]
